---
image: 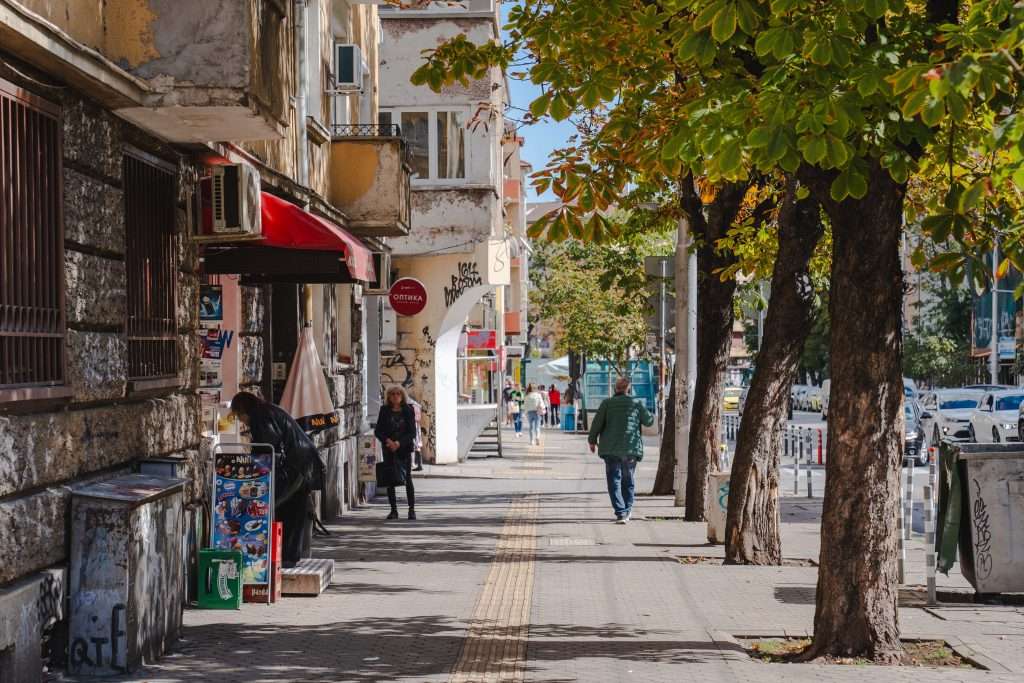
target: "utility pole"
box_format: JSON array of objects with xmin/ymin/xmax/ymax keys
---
[
  {"xmin": 673, "ymin": 216, "xmax": 692, "ymax": 508},
  {"xmin": 991, "ymin": 239, "xmax": 999, "ymax": 384}
]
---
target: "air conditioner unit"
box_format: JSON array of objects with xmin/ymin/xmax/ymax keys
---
[
  {"xmin": 364, "ymin": 252, "xmax": 392, "ymax": 294},
  {"xmin": 380, "ymin": 299, "xmax": 397, "ymax": 348},
  {"xmin": 331, "ymin": 44, "xmax": 364, "ymax": 92},
  {"xmin": 191, "ymin": 163, "xmax": 262, "ymax": 241}
]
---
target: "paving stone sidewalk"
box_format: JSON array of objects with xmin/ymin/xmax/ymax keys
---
[{"xmin": 76, "ymin": 425, "xmax": 1024, "ymax": 682}]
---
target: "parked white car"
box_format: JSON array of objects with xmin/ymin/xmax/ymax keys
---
[
  {"xmin": 821, "ymin": 379, "xmax": 830, "ymax": 419},
  {"xmin": 918, "ymin": 389, "xmax": 983, "ymax": 447},
  {"xmin": 968, "ymin": 390, "xmax": 1024, "ymax": 443}
]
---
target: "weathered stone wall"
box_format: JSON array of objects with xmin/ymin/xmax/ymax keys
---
[{"xmin": 0, "ymin": 68, "xmax": 202, "ymax": 595}]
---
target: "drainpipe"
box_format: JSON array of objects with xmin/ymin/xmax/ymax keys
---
[{"xmin": 295, "ymin": 0, "xmax": 310, "ymax": 189}]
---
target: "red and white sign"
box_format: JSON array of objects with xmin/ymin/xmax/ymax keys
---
[
  {"xmin": 388, "ymin": 278, "xmax": 428, "ymax": 316},
  {"xmin": 466, "ymin": 330, "xmax": 498, "ymax": 350}
]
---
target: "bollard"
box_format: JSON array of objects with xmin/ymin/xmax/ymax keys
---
[
  {"xmin": 806, "ymin": 431, "xmax": 813, "ymax": 499},
  {"xmin": 793, "ymin": 437, "xmax": 800, "ymax": 496},
  {"xmin": 925, "ymin": 448, "xmax": 938, "ymax": 606},
  {"xmin": 817, "ymin": 429, "xmax": 823, "ymax": 465},
  {"xmin": 897, "ymin": 480, "xmax": 906, "ymax": 584},
  {"xmin": 903, "ymin": 459, "xmax": 915, "ymax": 541}
]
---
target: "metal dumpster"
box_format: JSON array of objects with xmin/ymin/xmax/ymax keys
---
[{"xmin": 936, "ymin": 442, "xmax": 1024, "ymax": 594}]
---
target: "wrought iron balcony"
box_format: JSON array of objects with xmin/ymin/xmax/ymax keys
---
[{"xmin": 330, "ymin": 123, "xmax": 402, "ymax": 138}]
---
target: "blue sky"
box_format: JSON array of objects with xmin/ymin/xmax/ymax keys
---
[{"xmin": 502, "ymin": 3, "xmax": 571, "ymax": 202}]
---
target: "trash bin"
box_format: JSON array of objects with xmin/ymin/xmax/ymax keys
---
[
  {"xmin": 706, "ymin": 471, "xmax": 731, "ymax": 544},
  {"xmin": 936, "ymin": 442, "xmax": 1024, "ymax": 593},
  {"xmin": 68, "ymin": 474, "xmax": 185, "ymax": 676},
  {"xmin": 562, "ymin": 405, "xmax": 576, "ymax": 432}
]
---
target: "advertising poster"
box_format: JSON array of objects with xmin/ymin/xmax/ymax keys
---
[
  {"xmin": 212, "ymin": 447, "xmax": 274, "ymax": 593},
  {"xmin": 199, "ymin": 284, "xmax": 224, "ymax": 326}
]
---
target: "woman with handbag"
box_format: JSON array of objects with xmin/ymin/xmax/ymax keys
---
[{"xmin": 374, "ymin": 386, "xmax": 417, "ymax": 520}]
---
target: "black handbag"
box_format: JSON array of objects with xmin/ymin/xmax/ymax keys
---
[{"xmin": 376, "ymin": 458, "xmax": 407, "ymax": 488}]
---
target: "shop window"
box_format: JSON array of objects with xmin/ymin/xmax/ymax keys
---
[
  {"xmin": 0, "ymin": 79, "xmax": 66, "ymax": 400},
  {"xmin": 383, "ymin": 108, "xmax": 468, "ymax": 183},
  {"xmin": 124, "ymin": 150, "xmax": 179, "ymax": 382}
]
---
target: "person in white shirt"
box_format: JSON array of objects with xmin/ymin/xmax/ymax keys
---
[{"xmin": 523, "ymin": 384, "xmax": 545, "ymax": 445}]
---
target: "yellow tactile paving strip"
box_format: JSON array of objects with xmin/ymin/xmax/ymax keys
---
[{"xmin": 449, "ymin": 445, "xmax": 542, "ymax": 682}]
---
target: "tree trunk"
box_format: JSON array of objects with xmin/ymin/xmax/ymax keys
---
[
  {"xmin": 725, "ymin": 182, "xmax": 823, "ymax": 565},
  {"xmin": 684, "ymin": 182, "xmax": 748, "ymax": 521},
  {"xmin": 802, "ymin": 165, "xmax": 905, "ymax": 662},
  {"xmin": 652, "ymin": 372, "xmax": 675, "ymax": 495}
]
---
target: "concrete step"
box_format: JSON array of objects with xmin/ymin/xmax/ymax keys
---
[{"xmin": 281, "ymin": 558, "xmax": 334, "ymax": 596}]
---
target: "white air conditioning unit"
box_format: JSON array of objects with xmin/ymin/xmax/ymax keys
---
[
  {"xmin": 331, "ymin": 44, "xmax": 364, "ymax": 92},
  {"xmin": 190, "ymin": 163, "xmax": 262, "ymax": 242},
  {"xmin": 364, "ymin": 252, "xmax": 392, "ymax": 294}
]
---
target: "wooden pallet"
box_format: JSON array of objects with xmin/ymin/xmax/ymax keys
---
[{"xmin": 281, "ymin": 558, "xmax": 334, "ymax": 596}]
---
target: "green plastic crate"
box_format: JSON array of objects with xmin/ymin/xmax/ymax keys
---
[{"xmin": 197, "ymin": 549, "xmax": 243, "ymax": 609}]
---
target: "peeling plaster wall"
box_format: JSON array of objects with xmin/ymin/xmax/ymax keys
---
[{"xmin": 389, "ymin": 187, "xmax": 500, "ymax": 255}]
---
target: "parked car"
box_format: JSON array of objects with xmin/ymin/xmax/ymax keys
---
[
  {"xmin": 963, "ymin": 384, "xmax": 1013, "ymax": 391},
  {"xmin": 969, "ymin": 390, "xmax": 1024, "ymax": 443},
  {"xmin": 903, "ymin": 377, "xmax": 918, "ymax": 400},
  {"xmin": 918, "ymin": 389, "xmax": 983, "ymax": 449},
  {"xmin": 791, "ymin": 384, "xmax": 810, "ymax": 411},
  {"xmin": 904, "ymin": 401, "xmax": 926, "ymax": 465},
  {"xmin": 805, "ymin": 386, "xmax": 823, "ymax": 412},
  {"xmin": 723, "ymin": 386, "xmax": 742, "ymax": 412},
  {"xmin": 821, "ymin": 379, "xmax": 830, "ymax": 419},
  {"xmin": 738, "ymin": 385, "xmax": 793, "ymax": 420}
]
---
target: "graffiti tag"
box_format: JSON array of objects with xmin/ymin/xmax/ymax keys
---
[
  {"xmin": 443, "ymin": 262, "xmax": 483, "ymax": 307},
  {"xmin": 971, "ymin": 479, "xmax": 994, "ymax": 580},
  {"xmin": 70, "ymin": 603, "xmax": 128, "ymax": 673}
]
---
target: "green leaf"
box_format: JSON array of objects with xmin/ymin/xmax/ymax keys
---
[
  {"xmin": 922, "ymin": 213, "xmax": 955, "ymax": 242},
  {"xmin": 712, "ymin": 4, "xmax": 738, "ymax": 42},
  {"xmin": 550, "ymin": 93, "xmax": 572, "ymax": 121},
  {"xmin": 736, "ymin": 0, "xmax": 759, "ymax": 34},
  {"xmin": 718, "ymin": 138, "xmax": 743, "ymax": 174},
  {"xmin": 801, "ymin": 135, "xmax": 828, "ymax": 164},
  {"xmin": 920, "ymin": 97, "xmax": 945, "ymax": 126},
  {"xmin": 929, "ymin": 251, "xmax": 963, "ymax": 272},
  {"xmin": 529, "ymin": 92, "xmax": 551, "ymax": 118},
  {"xmin": 900, "ymin": 89, "xmax": 929, "ymax": 118},
  {"xmin": 746, "ymin": 126, "xmax": 773, "ymax": 148},
  {"xmin": 958, "ymin": 179, "xmax": 987, "ymax": 212},
  {"xmin": 863, "ymin": 0, "xmax": 888, "ymax": 19},
  {"xmin": 662, "ymin": 132, "xmax": 687, "ymax": 160},
  {"xmin": 824, "ymin": 135, "xmax": 849, "ymax": 168}
]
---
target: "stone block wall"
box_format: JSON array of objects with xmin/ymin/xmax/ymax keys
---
[{"xmin": 0, "ymin": 62, "xmax": 203, "ymax": 677}]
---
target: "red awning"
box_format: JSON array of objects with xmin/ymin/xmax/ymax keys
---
[{"xmin": 259, "ymin": 192, "xmax": 375, "ymax": 282}]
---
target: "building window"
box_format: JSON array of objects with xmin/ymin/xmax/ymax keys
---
[
  {"xmin": 0, "ymin": 80, "xmax": 66, "ymax": 397},
  {"xmin": 124, "ymin": 151, "xmax": 179, "ymax": 381},
  {"xmin": 383, "ymin": 109, "xmax": 467, "ymax": 182}
]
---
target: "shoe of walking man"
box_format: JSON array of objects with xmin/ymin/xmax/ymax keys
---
[{"xmin": 587, "ymin": 376, "xmax": 654, "ymax": 523}]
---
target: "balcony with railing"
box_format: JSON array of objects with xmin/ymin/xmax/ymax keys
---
[{"xmin": 328, "ymin": 124, "xmax": 412, "ymax": 238}]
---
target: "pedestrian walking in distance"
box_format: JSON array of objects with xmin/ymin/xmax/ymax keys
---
[
  {"xmin": 537, "ymin": 384, "xmax": 551, "ymax": 429},
  {"xmin": 588, "ymin": 376, "xmax": 654, "ymax": 523},
  {"xmin": 502, "ymin": 379, "xmax": 515, "ymax": 426},
  {"xmin": 374, "ymin": 386, "xmax": 417, "ymax": 520},
  {"xmin": 509, "ymin": 383, "xmax": 524, "ymax": 437},
  {"xmin": 524, "ymin": 384, "xmax": 545, "ymax": 445},
  {"xmin": 548, "ymin": 384, "xmax": 562, "ymax": 427}
]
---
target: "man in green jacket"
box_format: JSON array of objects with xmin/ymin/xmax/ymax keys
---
[{"xmin": 588, "ymin": 376, "xmax": 655, "ymax": 523}]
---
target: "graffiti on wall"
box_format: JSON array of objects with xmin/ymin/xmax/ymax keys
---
[
  {"xmin": 443, "ymin": 262, "xmax": 483, "ymax": 307},
  {"xmin": 69, "ymin": 602, "xmax": 128, "ymax": 673}
]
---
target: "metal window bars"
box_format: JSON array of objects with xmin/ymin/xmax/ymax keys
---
[
  {"xmin": 0, "ymin": 79, "xmax": 65, "ymax": 390},
  {"xmin": 124, "ymin": 151, "xmax": 179, "ymax": 380}
]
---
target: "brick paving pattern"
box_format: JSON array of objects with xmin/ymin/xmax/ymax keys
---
[{"xmin": 69, "ymin": 426, "xmax": 1024, "ymax": 682}]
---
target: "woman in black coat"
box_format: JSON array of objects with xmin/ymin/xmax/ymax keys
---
[
  {"xmin": 230, "ymin": 392, "xmax": 324, "ymax": 566},
  {"xmin": 374, "ymin": 386, "xmax": 417, "ymax": 520}
]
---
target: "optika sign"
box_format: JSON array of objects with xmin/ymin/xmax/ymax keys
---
[{"xmin": 388, "ymin": 278, "xmax": 428, "ymax": 316}]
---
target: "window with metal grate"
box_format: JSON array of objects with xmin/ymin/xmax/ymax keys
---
[
  {"xmin": 0, "ymin": 78, "xmax": 66, "ymax": 399},
  {"xmin": 124, "ymin": 150, "xmax": 179, "ymax": 381}
]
